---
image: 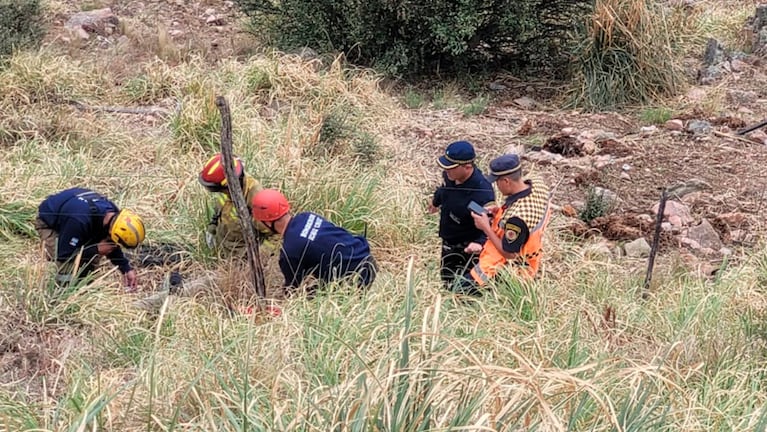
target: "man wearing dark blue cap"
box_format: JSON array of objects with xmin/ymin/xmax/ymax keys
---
[
  {"xmin": 456, "ymin": 153, "xmax": 551, "ymax": 294},
  {"xmin": 428, "ymin": 141, "xmax": 495, "ymax": 287}
]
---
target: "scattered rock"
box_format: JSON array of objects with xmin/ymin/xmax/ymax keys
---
[
  {"xmin": 524, "ymin": 150, "xmax": 564, "ymax": 165},
  {"xmin": 686, "ymin": 219, "xmax": 724, "ymax": 250},
  {"xmin": 578, "ymin": 129, "xmax": 616, "ymax": 142},
  {"xmin": 561, "ymin": 204, "xmax": 578, "ymax": 218},
  {"xmin": 592, "ymin": 154, "xmax": 615, "ymax": 169},
  {"xmin": 730, "ymin": 58, "xmax": 749, "ymax": 72},
  {"xmin": 663, "ymin": 119, "xmax": 684, "ymax": 131},
  {"xmin": 65, "ymin": 8, "xmax": 119, "ymax": 39},
  {"xmin": 624, "ymin": 238, "xmax": 651, "ymax": 258},
  {"xmin": 640, "ymin": 125, "xmax": 658, "ymax": 135},
  {"xmin": 580, "ymin": 140, "xmax": 598, "ymax": 155},
  {"xmin": 652, "ymin": 200, "xmax": 693, "ymax": 227},
  {"xmin": 715, "ymin": 212, "xmax": 748, "ymax": 227},
  {"xmin": 703, "ymin": 38, "xmax": 725, "ymax": 66},
  {"xmin": 583, "ymin": 241, "xmax": 614, "ymax": 260},
  {"xmin": 686, "ymin": 87, "xmax": 707, "ymax": 102},
  {"xmin": 206, "ymin": 15, "xmax": 225, "ymax": 25},
  {"xmin": 619, "ymin": 172, "xmax": 631, "ymax": 180},
  {"xmin": 749, "ymin": 4, "xmax": 767, "ymax": 55},
  {"xmin": 593, "ymin": 187, "xmax": 620, "ymax": 207},
  {"xmin": 488, "ymin": 82, "xmax": 507, "ymax": 91},
  {"xmin": 686, "ymin": 120, "xmax": 712, "ymax": 135},
  {"xmin": 727, "ymin": 89, "xmax": 758, "ymax": 105},
  {"xmin": 680, "ymin": 237, "xmax": 702, "ymax": 250},
  {"xmin": 513, "ymin": 97, "xmax": 538, "ymax": 110},
  {"xmin": 747, "ymin": 130, "xmax": 767, "ymax": 145}
]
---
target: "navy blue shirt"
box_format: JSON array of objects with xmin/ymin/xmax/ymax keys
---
[
  {"xmin": 432, "ymin": 166, "xmax": 496, "ymax": 245},
  {"xmin": 279, "ymin": 212, "xmax": 373, "ymax": 288},
  {"xmin": 38, "ymin": 188, "xmax": 131, "ymax": 273}
]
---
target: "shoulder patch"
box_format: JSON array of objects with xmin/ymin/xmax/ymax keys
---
[{"xmin": 505, "ymin": 222, "xmax": 521, "ymax": 242}]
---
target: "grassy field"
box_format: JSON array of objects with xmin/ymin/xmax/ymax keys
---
[{"xmin": 2, "ymin": 0, "xmax": 767, "ymax": 430}]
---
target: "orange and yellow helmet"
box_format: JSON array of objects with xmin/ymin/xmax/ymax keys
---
[{"xmin": 198, "ymin": 153, "xmax": 245, "ymax": 193}]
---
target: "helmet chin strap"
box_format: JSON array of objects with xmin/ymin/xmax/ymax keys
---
[
  {"xmin": 265, "ymin": 220, "xmax": 279, "ymax": 235},
  {"xmin": 105, "ymin": 211, "xmax": 116, "ymax": 229}
]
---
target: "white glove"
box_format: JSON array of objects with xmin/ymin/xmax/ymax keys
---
[{"xmin": 205, "ymin": 232, "xmax": 216, "ymax": 249}]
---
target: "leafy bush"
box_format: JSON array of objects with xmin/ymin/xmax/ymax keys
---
[
  {"xmin": 0, "ymin": 0, "xmax": 44, "ymax": 60},
  {"xmin": 233, "ymin": 0, "xmax": 592, "ymax": 76}
]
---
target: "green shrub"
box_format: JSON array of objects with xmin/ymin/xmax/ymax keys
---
[
  {"xmin": 0, "ymin": 0, "xmax": 44, "ymax": 59},
  {"xmin": 640, "ymin": 107, "xmax": 674, "ymax": 125},
  {"xmin": 579, "ymin": 187, "xmax": 615, "ymax": 223},
  {"xmin": 568, "ymin": 0, "xmax": 685, "ymax": 111},
  {"xmin": 233, "ymin": 0, "xmax": 592, "ymax": 76},
  {"xmin": 403, "ymin": 88, "xmax": 425, "ymax": 109},
  {"xmin": 463, "ymin": 95, "xmax": 489, "ymax": 116}
]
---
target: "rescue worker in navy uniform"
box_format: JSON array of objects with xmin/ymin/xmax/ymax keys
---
[
  {"xmin": 35, "ymin": 188, "xmax": 146, "ymax": 290},
  {"xmin": 198, "ymin": 153, "xmax": 275, "ymax": 254},
  {"xmin": 455, "ymin": 154, "xmax": 552, "ymax": 295},
  {"xmin": 251, "ymin": 189, "xmax": 376, "ymax": 296},
  {"xmin": 428, "ymin": 141, "xmax": 495, "ymax": 288}
]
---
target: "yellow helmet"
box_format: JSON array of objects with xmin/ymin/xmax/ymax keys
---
[{"xmin": 110, "ymin": 209, "xmax": 145, "ymax": 248}]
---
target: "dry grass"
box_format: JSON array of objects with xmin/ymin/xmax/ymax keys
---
[{"xmin": 2, "ymin": 2, "xmax": 767, "ymax": 429}]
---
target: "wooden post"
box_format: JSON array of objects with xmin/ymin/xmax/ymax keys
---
[
  {"xmin": 215, "ymin": 96, "xmax": 266, "ymax": 299},
  {"xmin": 643, "ymin": 189, "xmax": 668, "ymax": 300}
]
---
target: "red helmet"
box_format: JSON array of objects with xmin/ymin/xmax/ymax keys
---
[
  {"xmin": 199, "ymin": 153, "xmax": 244, "ymax": 192},
  {"xmin": 251, "ymin": 189, "xmax": 290, "ymax": 222}
]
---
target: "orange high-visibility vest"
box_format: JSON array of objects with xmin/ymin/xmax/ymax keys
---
[{"xmin": 470, "ymin": 178, "xmax": 551, "ymax": 285}]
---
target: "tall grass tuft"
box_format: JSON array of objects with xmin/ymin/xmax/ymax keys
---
[
  {"xmin": 0, "ymin": 201, "xmax": 35, "ymax": 239},
  {"xmin": 569, "ymin": 0, "xmax": 685, "ymax": 111}
]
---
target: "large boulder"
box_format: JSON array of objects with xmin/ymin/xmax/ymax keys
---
[{"xmin": 65, "ymin": 8, "xmax": 119, "ymax": 39}]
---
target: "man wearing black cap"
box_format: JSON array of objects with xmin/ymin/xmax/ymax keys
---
[
  {"xmin": 428, "ymin": 141, "xmax": 495, "ymax": 288},
  {"xmin": 457, "ymin": 154, "xmax": 551, "ymax": 294}
]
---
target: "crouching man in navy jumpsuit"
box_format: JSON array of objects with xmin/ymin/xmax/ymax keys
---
[
  {"xmin": 250, "ymin": 189, "xmax": 377, "ymax": 296},
  {"xmin": 35, "ymin": 188, "xmax": 146, "ymax": 290}
]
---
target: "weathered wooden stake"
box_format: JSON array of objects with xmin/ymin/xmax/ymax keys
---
[
  {"xmin": 643, "ymin": 189, "xmax": 668, "ymax": 300},
  {"xmin": 215, "ymin": 96, "xmax": 266, "ymax": 299}
]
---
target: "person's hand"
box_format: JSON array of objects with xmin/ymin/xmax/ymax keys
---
[
  {"xmin": 464, "ymin": 242, "xmax": 483, "ymax": 254},
  {"xmin": 124, "ymin": 269, "xmax": 138, "ymax": 292},
  {"xmin": 484, "ymin": 204, "xmax": 500, "ymax": 215},
  {"xmin": 471, "ymin": 211, "xmax": 492, "ymax": 233},
  {"xmin": 427, "ymin": 203, "xmax": 439, "ymax": 214}
]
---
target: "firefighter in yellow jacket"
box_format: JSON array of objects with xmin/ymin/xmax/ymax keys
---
[
  {"xmin": 198, "ymin": 153, "xmax": 274, "ymax": 254},
  {"xmin": 453, "ymin": 154, "xmax": 551, "ymax": 295},
  {"xmin": 133, "ymin": 154, "xmax": 274, "ymax": 311}
]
